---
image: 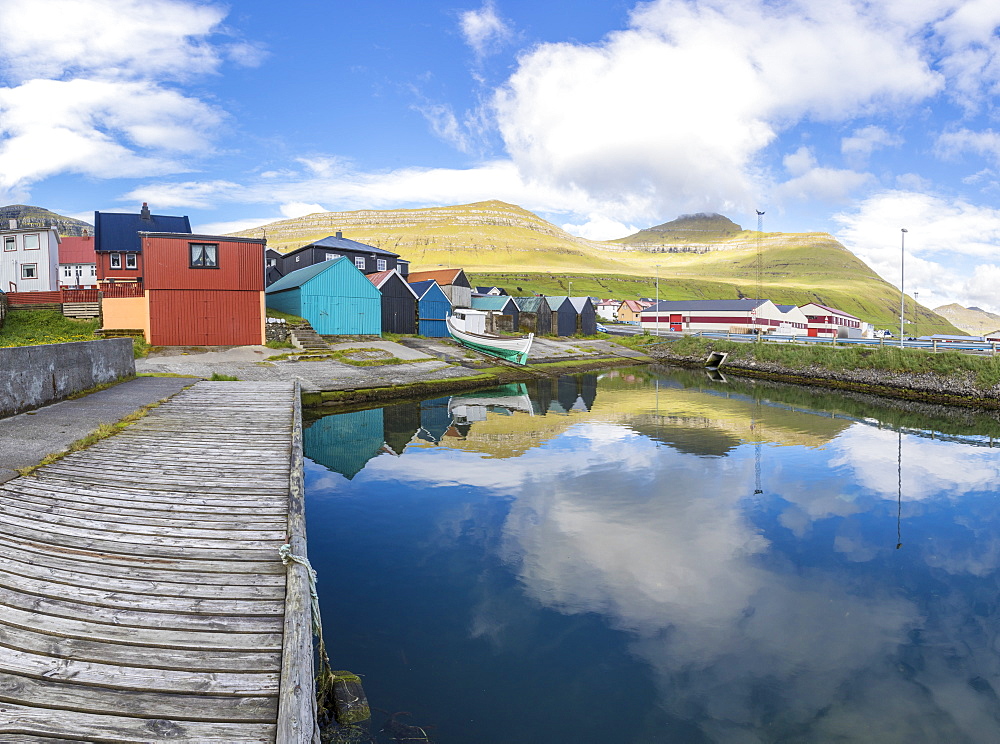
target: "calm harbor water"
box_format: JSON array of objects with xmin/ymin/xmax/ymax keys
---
[{"xmin": 304, "ymin": 366, "xmax": 1000, "ymax": 744}]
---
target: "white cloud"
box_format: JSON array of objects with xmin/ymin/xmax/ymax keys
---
[
  {"xmin": 776, "ymin": 147, "xmax": 872, "ymax": 202},
  {"xmin": 459, "ymin": 2, "xmax": 513, "ymax": 59},
  {"xmin": 841, "ymin": 125, "xmax": 904, "ymax": 165},
  {"xmin": 561, "ymin": 215, "xmax": 639, "ymax": 241},
  {"xmin": 414, "ymin": 103, "xmax": 473, "ymax": 153},
  {"xmin": 834, "ymin": 190, "xmax": 1000, "ymax": 312},
  {"xmin": 935, "ymin": 128, "xmax": 1000, "ymax": 163},
  {"xmin": 279, "ymin": 202, "xmax": 326, "ymax": 218}
]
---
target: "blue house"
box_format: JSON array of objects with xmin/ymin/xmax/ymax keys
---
[
  {"xmin": 409, "ymin": 279, "xmax": 451, "ymax": 337},
  {"xmin": 265, "ymin": 257, "xmax": 381, "ymax": 335}
]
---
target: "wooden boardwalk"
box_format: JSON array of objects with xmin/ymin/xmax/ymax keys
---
[{"xmin": 0, "ymin": 381, "xmax": 314, "ymax": 743}]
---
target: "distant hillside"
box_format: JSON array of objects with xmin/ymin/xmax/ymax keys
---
[
  {"xmin": 0, "ymin": 205, "xmax": 92, "ymax": 236},
  {"xmin": 231, "ymin": 200, "xmax": 961, "ymax": 333},
  {"xmin": 933, "ymin": 303, "xmax": 1000, "ymax": 334},
  {"xmin": 616, "ymin": 212, "xmax": 745, "ymax": 246}
]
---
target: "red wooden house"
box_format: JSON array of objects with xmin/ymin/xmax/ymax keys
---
[{"xmin": 101, "ymin": 232, "xmax": 267, "ymax": 346}]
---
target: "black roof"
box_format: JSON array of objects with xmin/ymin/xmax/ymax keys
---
[
  {"xmin": 645, "ymin": 299, "xmax": 768, "ymax": 312},
  {"xmin": 94, "ymin": 210, "xmax": 191, "ymax": 253},
  {"xmin": 289, "ymin": 235, "xmax": 400, "ymax": 258}
]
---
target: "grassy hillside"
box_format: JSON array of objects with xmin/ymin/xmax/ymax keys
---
[{"xmin": 231, "ymin": 200, "xmax": 961, "ymax": 334}]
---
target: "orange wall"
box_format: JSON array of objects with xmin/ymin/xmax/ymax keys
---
[{"xmin": 102, "ymin": 295, "xmax": 150, "ymax": 339}]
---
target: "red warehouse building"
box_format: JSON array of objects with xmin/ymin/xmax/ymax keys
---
[{"xmin": 101, "ymin": 232, "xmax": 267, "ymax": 346}]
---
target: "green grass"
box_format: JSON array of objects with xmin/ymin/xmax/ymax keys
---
[
  {"xmin": 208, "ymin": 372, "xmax": 240, "ymax": 381},
  {"xmin": 665, "ymin": 336, "xmax": 1000, "ymax": 389},
  {"xmin": 0, "ymin": 309, "xmax": 99, "ymax": 347},
  {"xmin": 264, "ymin": 307, "xmax": 306, "ymax": 323},
  {"xmin": 264, "ymin": 338, "xmax": 294, "ymax": 349}
]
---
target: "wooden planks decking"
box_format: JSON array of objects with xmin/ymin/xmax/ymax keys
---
[{"xmin": 0, "ymin": 381, "xmax": 314, "ymax": 743}]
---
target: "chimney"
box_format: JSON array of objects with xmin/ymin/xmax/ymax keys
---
[
  {"xmin": 8, "ymin": 219, "xmax": 16, "ymax": 230},
  {"xmin": 335, "ymin": 230, "xmax": 342, "ymax": 239},
  {"xmin": 140, "ymin": 202, "xmax": 152, "ymax": 221},
  {"xmin": 82, "ymin": 229, "xmax": 91, "ymax": 240}
]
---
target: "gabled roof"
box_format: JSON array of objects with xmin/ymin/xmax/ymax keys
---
[
  {"xmin": 568, "ymin": 297, "xmax": 593, "ymax": 313},
  {"xmin": 546, "ymin": 296, "xmax": 573, "ymax": 311},
  {"xmin": 408, "ymin": 279, "xmax": 446, "ymax": 300},
  {"xmin": 293, "ymin": 234, "xmax": 399, "ymax": 258},
  {"xmin": 265, "ymin": 256, "xmax": 346, "ymax": 293},
  {"xmin": 366, "ymin": 269, "xmax": 419, "ymax": 297},
  {"xmin": 799, "ymin": 302, "xmax": 860, "ymax": 320},
  {"xmin": 471, "ymin": 296, "xmax": 517, "ymax": 311},
  {"xmin": 94, "ymin": 210, "xmax": 191, "ymax": 252},
  {"xmin": 513, "ymin": 296, "xmax": 547, "ymax": 312},
  {"xmin": 643, "ymin": 299, "xmax": 769, "ymax": 312},
  {"xmin": 619, "ymin": 300, "xmax": 651, "ymax": 313},
  {"xmin": 58, "ymin": 236, "xmax": 97, "ymax": 264},
  {"xmin": 407, "ymin": 268, "xmax": 466, "ymax": 285}
]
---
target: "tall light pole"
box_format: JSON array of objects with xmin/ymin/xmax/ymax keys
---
[
  {"xmin": 568, "ymin": 280, "xmax": 572, "ymax": 298},
  {"xmin": 899, "ymin": 228, "xmax": 907, "ymax": 348},
  {"xmin": 655, "ymin": 264, "xmax": 660, "ymax": 336},
  {"xmin": 913, "ymin": 291, "xmax": 919, "ymax": 338}
]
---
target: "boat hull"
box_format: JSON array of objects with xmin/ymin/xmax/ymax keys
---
[{"xmin": 446, "ymin": 316, "xmax": 533, "ymax": 365}]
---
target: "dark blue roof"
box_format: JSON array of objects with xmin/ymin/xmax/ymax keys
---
[
  {"xmin": 408, "ymin": 280, "xmax": 444, "ymax": 299},
  {"xmin": 294, "ymin": 235, "xmax": 400, "ymax": 258},
  {"xmin": 94, "ymin": 210, "xmax": 191, "ymax": 253}
]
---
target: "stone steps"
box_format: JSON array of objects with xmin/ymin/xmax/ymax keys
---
[{"xmin": 289, "ymin": 323, "xmax": 329, "ymax": 351}]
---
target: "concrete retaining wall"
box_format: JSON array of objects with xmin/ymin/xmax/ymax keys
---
[{"xmin": 0, "ymin": 338, "xmax": 136, "ymax": 419}]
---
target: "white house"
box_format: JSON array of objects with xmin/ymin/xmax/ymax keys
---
[
  {"xmin": 0, "ymin": 219, "xmax": 60, "ymax": 293},
  {"xmin": 58, "ymin": 234, "xmax": 98, "ymax": 289},
  {"xmin": 799, "ymin": 302, "xmax": 863, "ymax": 338},
  {"xmin": 639, "ymin": 299, "xmax": 797, "ymax": 334}
]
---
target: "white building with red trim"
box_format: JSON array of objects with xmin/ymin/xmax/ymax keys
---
[
  {"xmin": 799, "ymin": 303, "xmax": 862, "ymax": 338},
  {"xmin": 639, "ymin": 299, "xmax": 807, "ymax": 334}
]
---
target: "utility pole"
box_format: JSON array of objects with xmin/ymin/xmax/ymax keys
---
[
  {"xmin": 900, "ymin": 228, "xmax": 907, "ymax": 348},
  {"xmin": 655, "ymin": 264, "xmax": 660, "ymax": 336},
  {"xmin": 754, "ymin": 210, "xmax": 764, "ymax": 337}
]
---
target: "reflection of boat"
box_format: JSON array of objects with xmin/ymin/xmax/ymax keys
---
[
  {"xmin": 447, "ymin": 309, "xmax": 533, "ymax": 365},
  {"xmin": 448, "ymin": 383, "xmax": 534, "ymax": 424}
]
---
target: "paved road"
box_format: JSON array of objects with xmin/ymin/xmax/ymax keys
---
[{"xmin": 0, "ymin": 377, "xmax": 192, "ymax": 483}]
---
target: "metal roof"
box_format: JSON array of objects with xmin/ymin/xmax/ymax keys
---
[
  {"xmin": 58, "ymin": 236, "xmax": 97, "ymax": 264},
  {"xmin": 513, "ymin": 296, "xmax": 546, "ymax": 312},
  {"xmin": 408, "ymin": 279, "xmax": 442, "ymax": 300},
  {"xmin": 799, "ymin": 302, "xmax": 860, "ymax": 320},
  {"xmin": 94, "ymin": 211, "xmax": 191, "ymax": 252},
  {"xmin": 568, "ymin": 297, "xmax": 593, "ymax": 313},
  {"xmin": 296, "ymin": 235, "xmax": 399, "ymax": 257},
  {"xmin": 471, "ymin": 296, "xmax": 517, "ymax": 311},
  {"xmin": 366, "ymin": 269, "xmax": 419, "ymax": 297},
  {"xmin": 643, "ymin": 299, "xmax": 769, "ymax": 312},
  {"xmin": 407, "ymin": 268, "xmax": 466, "ymax": 285},
  {"xmin": 264, "ymin": 257, "xmax": 345, "ymax": 293}
]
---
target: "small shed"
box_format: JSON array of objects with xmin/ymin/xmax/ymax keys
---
[
  {"xmin": 265, "ymin": 257, "xmax": 381, "ymax": 335},
  {"xmin": 409, "ymin": 280, "xmax": 451, "ymax": 337},
  {"xmin": 367, "ymin": 270, "xmax": 418, "ymax": 334},
  {"xmin": 407, "ymin": 268, "xmax": 472, "ymax": 308},
  {"xmin": 546, "ymin": 296, "xmax": 577, "ymax": 336},
  {"xmin": 513, "ymin": 296, "xmax": 553, "ymax": 335},
  {"xmin": 471, "ymin": 295, "xmax": 520, "ymax": 333},
  {"xmin": 568, "ymin": 297, "xmax": 597, "ymax": 335}
]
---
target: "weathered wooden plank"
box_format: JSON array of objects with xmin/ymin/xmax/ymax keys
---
[
  {"xmin": 0, "ymin": 703, "xmax": 275, "ymax": 742},
  {"xmin": 0, "ymin": 623, "xmax": 280, "ymax": 672},
  {"xmin": 278, "ymin": 383, "xmax": 318, "ymax": 744},
  {"xmin": 4, "ymin": 481, "xmax": 289, "ymax": 513},
  {"xmin": 0, "ymin": 605, "xmax": 281, "ymax": 651},
  {"xmin": 0, "ymin": 673, "xmax": 278, "ymax": 723},
  {"xmin": 0, "ymin": 572, "xmax": 284, "ymax": 616},
  {"xmin": 0, "ymin": 552, "xmax": 285, "ymax": 600},
  {"xmin": 0, "ymin": 586, "xmax": 284, "ymax": 633}
]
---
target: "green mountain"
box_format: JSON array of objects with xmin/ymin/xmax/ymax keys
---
[
  {"xmin": 616, "ymin": 212, "xmax": 745, "ymax": 246},
  {"xmin": 231, "ymin": 200, "xmax": 959, "ymax": 333},
  {"xmin": 0, "ymin": 205, "xmax": 93, "ymax": 236}
]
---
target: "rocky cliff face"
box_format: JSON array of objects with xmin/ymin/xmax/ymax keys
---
[
  {"xmin": 0, "ymin": 205, "xmax": 93, "ymax": 236},
  {"xmin": 933, "ymin": 303, "xmax": 1000, "ymax": 335}
]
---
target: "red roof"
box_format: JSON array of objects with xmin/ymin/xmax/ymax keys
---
[
  {"xmin": 407, "ymin": 268, "xmax": 464, "ymax": 285},
  {"xmin": 619, "ymin": 300, "xmax": 652, "ymax": 312},
  {"xmin": 365, "ymin": 269, "xmax": 395, "ymax": 288},
  {"xmin": 59, "ymin": 235, "xmax": 97, "ymax": 264}
]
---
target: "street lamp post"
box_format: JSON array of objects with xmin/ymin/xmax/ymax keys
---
[
  {"xmin": 913, "ymin": 290, "xmax": 919, "ymax": 338},
  {"xmin": 568, "ymin": 281, "xmax": 572, "ymax": 298},
  {"xmin": 900, "ymin": 228, "xmax": 907, "ymax": 348}
]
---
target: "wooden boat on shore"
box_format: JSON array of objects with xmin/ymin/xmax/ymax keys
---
[{"xmin": 446, "ymin": 309, "xmax": 533, "ymax": 365}]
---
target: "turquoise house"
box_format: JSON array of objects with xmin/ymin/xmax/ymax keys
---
[{"xmin": 265, "ymin": 257, "xmax": 381, "ymax": 335}]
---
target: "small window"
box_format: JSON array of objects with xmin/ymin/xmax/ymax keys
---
[
  {"xmin": 23, "ymin": 234, "xmax": 39, "ymax": 250},
  {"xmin": 125, "ymin": 253, "xmax": 138, "ymax": 269},
  {"xmin": 295, "ymin": 255, "xmax": 301, "ymax": 262},
  {"xmin": 21, "ymin": 263, "xmax": 37, "ymax": 279},
  {"xmin": 88, "ymin": 266, "xmax": 96, "ymax": 277},
  {"xmin": 63, "ymin": 267, "xmax": 72, "ymax": 277},
  {"xmin": 267, "ymin": 258, "xmax": 276, "ymax": 267},
  {"xmin": 354, "ymin": 256, "xmax": 366, "ymax": 270},
  {"xmin": 110, "ymin": 253, "xmax": 122, "ymax": 269},
  {"xmin": 325, "ymin": 252, "xmax": 339, "ymax": 262},
  {"xmin": 3, "ymin": 236, "xmax": 14, "ymax": 251},
  {"xmin": 377, "ymin": 259, "xmax": 387, "ymax": 271},
  {"xmin": 190, "ymin": 243, "xmax": 219, "ymax": 268}
]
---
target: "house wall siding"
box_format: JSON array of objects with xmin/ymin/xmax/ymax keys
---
[{"xmin": 148, "ymin": 289, "xmax": 264, "ymax": 346}]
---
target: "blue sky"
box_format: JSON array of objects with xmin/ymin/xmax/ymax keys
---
[{"xmin": 1, "ymin": 0, "xmax": 999, "ymax": 312}]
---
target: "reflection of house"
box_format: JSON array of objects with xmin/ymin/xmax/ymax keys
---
[
  {"xmin": 382, "ymin": 401, "xmax": 421, "ymax": 455},
  {"xmin": 471, "ymin": 295, "xmax": 520, "ymax": 333},
  {"xmin": 58, "ymin": 233, "xmax": 98, "ymax": 289},
  {"xmin": 305, "ymin": 409, "xmax": 385, "ymax": 479},
  {"xmin": 265, "ymin": 258, "xmax": 382, "ymax": 335},
  {"xmin": 101, "ymin": 232, "xmax": 267, "ymax": 346},
  {"xmin": 410, "ymin": 280, "xmax": 451, "ymax": 337},
  {"xmin": 417, "ymin": 396, "xmax": 453, "ymax": 444},
  {"xmin": 95, "ymin": 203, "xmax": 191, "ymax": 284},
  {"xmin": 367, "ymin": 269, "xmax": 418, "ymax": 334},
  {"xmin": 272, "ymin": 233, "xmax": 408, "ymax": 284},
  {"xmin": 407, "ymin": 268, "xmax": 472, "ymax": 308},
  {"xmin": 514, "ymin": 296, "xmax": 553, "ymax": 335},
  {"xmin": 1, "ymin": 219, "xmax": 60, "ymax": 292},
  {"xmin": 799, "ymin": 302, "xmax": 862, "ymax": 338}
]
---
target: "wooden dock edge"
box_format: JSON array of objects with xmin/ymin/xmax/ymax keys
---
[{"xmin": 277, "ymin": 382, "xmax": 320, "ymax": 743}]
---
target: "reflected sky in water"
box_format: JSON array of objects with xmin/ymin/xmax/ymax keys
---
[{"xmin": 304, "ymin": 367, "xmax": 1000, "ymax": 744}]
